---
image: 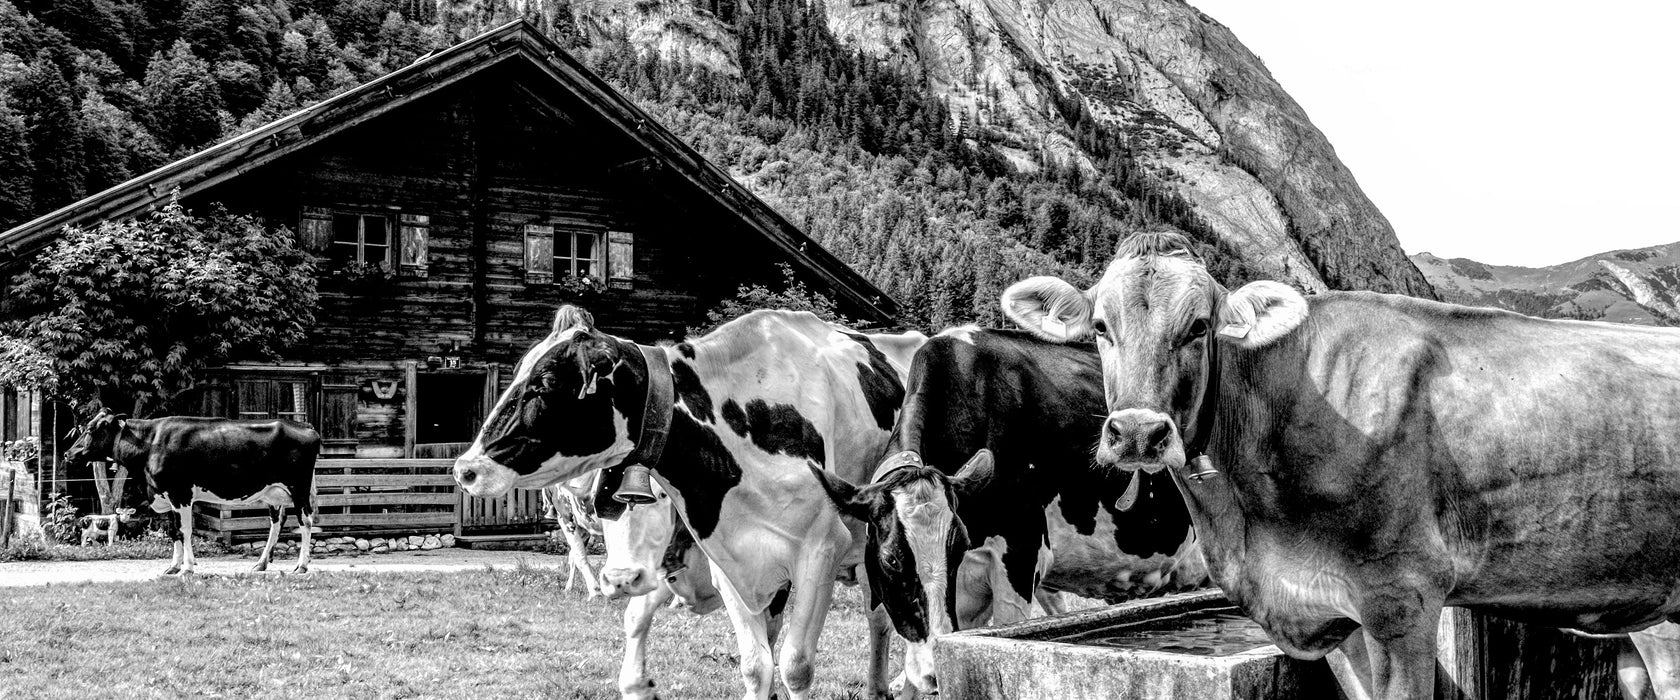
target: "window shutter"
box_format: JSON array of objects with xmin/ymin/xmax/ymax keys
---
[
  {"xmin": 298, "ymin": 207, "xmax": 332, "ymax": 252},
  {"xmin": 608, "ymin": 231, "xmax": 634, "ymax": 290},
  {"xmin": 399, "ymin": 213, "xmax": 430, "ymax": 278},
  {"xmin": 322, "ymin": 384, "xmax": 358, "ymax": 441},
  {"xmin": 524, "ymin": 224, "xmax": 554, "ymax": 285}
]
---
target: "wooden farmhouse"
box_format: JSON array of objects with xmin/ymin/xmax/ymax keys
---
[{"xmin": 0, "ymin": 20, "xmax": 895, "ymax": 527}]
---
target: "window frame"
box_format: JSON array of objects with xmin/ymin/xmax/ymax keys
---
[
  {"xmin": 553, "ymin": 230, "xmax": 603, "ymax": 281},
  {"xmin": 327, "ymin": 211, "xmax": 395, "ymax": 267}
]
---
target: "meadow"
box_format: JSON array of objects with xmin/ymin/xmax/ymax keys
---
[{"xmin": 0, "ymin": 565, "xmax": 885, "ymax": 699}]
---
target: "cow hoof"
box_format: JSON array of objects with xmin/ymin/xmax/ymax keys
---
[
  {"xmin": 162, "ymin": 565, "xmax": 181, "ymax": 576},
  {"xmin": 290, "ymin": 566, "xmax": 309, "ymax": 575},
  {"xmin": 252, "ymin": 563, "xmax": 268, "ymax": 573}
]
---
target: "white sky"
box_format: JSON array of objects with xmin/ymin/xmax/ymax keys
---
[{"xmin": 1186, "ymin": 0, "xmax": 1680, "ymax": 267}]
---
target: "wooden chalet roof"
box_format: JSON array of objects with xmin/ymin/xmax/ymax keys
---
[{"xmin": 0, "ymin": 20, "xmax": 898, "ymax": 324}]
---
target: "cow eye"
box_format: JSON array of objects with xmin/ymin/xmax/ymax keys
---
[
  {"xmin": 1091, "ymin": 319, "xmax": 1110, "ymax": 340},
  {"xmin": 1187, "ymin": 319, "xmax": 1209, "ymax": 340}
]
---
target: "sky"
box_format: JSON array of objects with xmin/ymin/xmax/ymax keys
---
[{"xmin": 1186, "ymin": 0, "xmax": 1680, "ymax": 267}]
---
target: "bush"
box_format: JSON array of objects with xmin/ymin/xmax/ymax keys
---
[
  {"xmin": 42, "ymin": 492, "xmax": 79, "ymax": 544},
  {"xmin": 691, "ymin": 262, "xmax": 857, "ymax": 335}
]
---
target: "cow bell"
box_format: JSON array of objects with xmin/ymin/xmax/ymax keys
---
[{"xmin": 613, "ymin": 464, "xmax": 657, "ymax": 505}]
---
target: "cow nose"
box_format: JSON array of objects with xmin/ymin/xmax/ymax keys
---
[
  {"xmin": 458, "ymin": 467, "xmax": 478, "ymax": 486},
  {"xmin": 1103, "ymin": 410, "xmax": 1176, "ymax": 459},
  {"xmin": 600, "ymin": 567, "xmax": 647, "ymax": 597}
]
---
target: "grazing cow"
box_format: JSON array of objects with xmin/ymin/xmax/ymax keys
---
[
  {"xmin": 452, "ymin": 306, "xmax": 926, "ymax": 700},
  {"xmin": 1000, "ymin": 230, "xmax": 1680, "ymax": 700},
  {"xmin": 600, "ymin": 478, "xmax": 729, "ymax": 700},
  {"xmin": 541, "ymin": 476, "xmax": 603, "ymax": 597},
  {"xmin": 811, "ymin": 328, "xmax": 1201, "ymax": 696},
  {"xmin": 78, "ymin": 508, "xmax": 135, "ymax": 546},
  {"xmin": 61, "ymin": 408, "xmax": 320, "ymax": 575}
]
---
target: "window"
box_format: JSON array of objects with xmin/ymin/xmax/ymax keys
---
[
  {"xmin": 329, "ymin": 213, "xmax": 391, "ymax": 267},
  {"xmin": 236, "ymin": 379, "xmax": 312, "ymax": 426},
  {"xmin": 555, "ymin": 232, "xmax": 600, "ymax": 279}
]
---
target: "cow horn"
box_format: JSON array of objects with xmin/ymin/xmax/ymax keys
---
[{"xmin": 613, "ymin": 464, "xmax": 657, "ymax": 505}]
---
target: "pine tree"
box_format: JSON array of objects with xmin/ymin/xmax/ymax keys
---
[
  {"xmin": 142, "ymin": 39, "xmax": 224, "ymax": 154},
  {"xmin": 13, "ymin": 56, "xmax": 86, "ymax": 211},
  {"xmin": 0, "ymin": 95, "xmax": 35, "ymax": 228}
]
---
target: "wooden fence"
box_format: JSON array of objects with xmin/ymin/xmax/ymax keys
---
[{"xmin": 194, "ymin": 458, "xmax": 551, "ymax": 543}]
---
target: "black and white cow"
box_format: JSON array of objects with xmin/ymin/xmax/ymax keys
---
[
  {"xmin": 812, "ymin": 327, "xmax": 1201, "ymax": 696},
  {"xmin": 61, "ymin": 408, "xmax": 320, "ymax": 575},
  {"xmin": 452, "ymin": 306, "xmax": 926, "ymax": 700}
]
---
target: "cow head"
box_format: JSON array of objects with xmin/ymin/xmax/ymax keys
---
[
  {"xmin": 599, "ymin": 479, "xmax": 677, "ymax": 599},
  {"xmin": 1001, "ymin": 231, "xmax": 1308, "ymax": 475},
  {"xmin": 61, "ymin": 408, "xmax": 127, "ymax": 472},
  {"xmin": 454, "ymin": 305, "xmax": 649, "ymax": 497},
  {"xmin": 810, "ymin": 449, "xmax": 994, "ymax": 697}
]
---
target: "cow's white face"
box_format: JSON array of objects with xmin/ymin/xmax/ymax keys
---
[
  {"xmin": 1001, "ymin": 232, "xmax": 1308, "ymax": 475},
  {"xmin": 454, "ymin": 322, "xmax": 641, "ymax": 498},
  {"xmin": 599, "ymin": 481, "xmax": 677, "ymax": 599}
]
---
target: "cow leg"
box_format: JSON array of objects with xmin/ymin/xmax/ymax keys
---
[
  {"xmin": 1337, "ymin": 601, "xmax": 1440, "ymax": 700},
  {"xmin": 253, "ymin": 506, "xmax": 283, "ymax": 572},
  {"xmin": 291, "ymin": 507, "xmax": 315, "ymax": 574},
  {"xmin": 619, "ymin": 584, "xmax": 674, "ymax": 700},
  {"xmin": 106, "ymin": 519, "xmax": 118, "ymax": 546},
  {"xmin": 1326, "ymin": 631, "xmax": 1377, "ymax": 700},
  {"xmin": 776, "ymin": 578, "xmax": 836, "ymax": 700},
  {"xmin": 1035, "ymin": 590, "xmax": 1066, "ymax": 616},
  {"xmin": 1618, "ymin": 637, "xmax": 1655, "ymax": 700},
  {"xmin": 174, "ymin": 506, "xmax": 197, "ymax": 575},
  {"xmin": 1630, "ymin": 622, "xmax": 1680, "ymax": 700},
  {"xmin": 713, "ymin": 561, "xmax": 775, "ymax": 700},
  {"xmin": 562, "ymin": 519, "xmax": 600, "ymax": 598}
]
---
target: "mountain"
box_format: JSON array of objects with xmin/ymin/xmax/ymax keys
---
[
  {"xmin": 1411, "ymin": 245, "xmax": 1680, "ymax": 325},
  {"xmin": 0, "ymin": 0, "xmax": 1434, "ymax": 331},
  {"xmin": 565, "ymin": 0, "xmax": 1435, "ymax": 299}
]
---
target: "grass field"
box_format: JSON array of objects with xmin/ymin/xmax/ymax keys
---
[{"xmin": 0, "ymin": 565, "xmax": 888, "ymax": 699}]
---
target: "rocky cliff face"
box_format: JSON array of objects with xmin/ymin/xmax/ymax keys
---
[
  {"xmin": 1411, "ymin": 245, "xmax": 1680, "ymax": 325},
  {"xmin": 565, "ymin": 0, "xmax": 1435, "ymax": 298}
]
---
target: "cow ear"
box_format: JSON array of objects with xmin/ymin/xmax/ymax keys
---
[
  {"xmin": 1001, "ymin": 276, "xmax": 1092, "ymax": 342},
  {"xmin": 949, "ymin": 448, "xmax": 995, "ymax": 501},
  {"xmin": 1218, "ymin": 281, "xmax": 1308, "ymax": 349},
  {"xmin": 807, "ymin": 461, "xmax": 878, "ymax": 521}
]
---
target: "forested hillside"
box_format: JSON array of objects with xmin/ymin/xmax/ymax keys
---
[{"xmin": 0, "ymin": 0, "xmax": 1325, "ymax": 330}]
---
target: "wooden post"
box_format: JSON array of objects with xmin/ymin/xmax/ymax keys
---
[
  {"xmin": 453, "ymin": 487, "xmax": 464, "ymax": 538},
  {"xmin": 403, "ymin": 361, "xmax": 418, "ymax": 459},
  {"xmin": 2, "ymin": 471, "xmax": 15, "ymax": 548}
]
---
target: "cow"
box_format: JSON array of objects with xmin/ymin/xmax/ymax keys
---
[
  {"xmin": 452, "ymin": 305, "xmax": 926, "ymax": 700},
  {"xmin": 78, "ymin": 508, "xmax": 135, "ymax": 546},
  {"xmin": 1000, "ymin": 230, "xmax": 1680, "ymax": 700},
  {"xmin": 597, "ymin": 477, "xmax": 730, "ymax": 700},
  {"xmin": 541, "ymin": 476, "xmax": 603, "ymax": 597},
  {"xmin": 61, "ymin": 408, "xmax": 320, "ymax": 575},
  {"xmin": 811, "ymin": 327, "xmax": 1202, "ymax": 696}
]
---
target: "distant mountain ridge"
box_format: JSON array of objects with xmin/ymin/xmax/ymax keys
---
[{"xmin": 1410, "ymin": 244, "xmax": 1680, "ymax": 325}]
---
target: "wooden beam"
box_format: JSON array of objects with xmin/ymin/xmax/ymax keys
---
[{"xmin": 403, "ymin": 361, "xmax": 418, "ymax": 459}]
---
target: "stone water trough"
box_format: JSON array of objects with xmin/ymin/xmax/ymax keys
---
[
  {"xmin": 936, "ymin": 590, "xmax": 1629, "ymax": 699},
  {"xmin": 935, "ymin": 590, "xmax": 1339, "ymax": 700}
]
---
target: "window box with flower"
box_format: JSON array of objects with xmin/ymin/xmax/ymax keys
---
[{"xmin": 3, "ymin": 435, "xmax": 41, "ymax": 472}]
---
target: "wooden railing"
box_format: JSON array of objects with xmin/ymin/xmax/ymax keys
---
[
  {"xmin": 195, "ymin": 458, "xmax": 457, "ymax": 542},
  {"xmin": 194, "ymin": 458, "xmax": 553, "ymax": 543}
]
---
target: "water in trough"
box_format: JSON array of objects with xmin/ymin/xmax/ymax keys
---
[{"xmin": 1024, "ymin": 605, "xmax": 1276, "ymax": 656}]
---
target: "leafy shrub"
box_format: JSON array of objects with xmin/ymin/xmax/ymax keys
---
[
  {"xmin": 42, "ymin": 492, "xmax": 80, "ymax": 544},
  {"xmin": 692, "ymin": 263, "xmax": 857, "ymax": 335}
]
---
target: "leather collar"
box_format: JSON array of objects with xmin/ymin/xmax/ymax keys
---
[
  {"xmin": 1183, "ymin": 320, "xmax": 1221, "ymax": 481},
  {"xmin": 870, "ymin": 450, "xmax": 924, "ymax": 484},
  {"xmin": 622, "ymin": 343, "xmax": 674, "ymax": 470}
]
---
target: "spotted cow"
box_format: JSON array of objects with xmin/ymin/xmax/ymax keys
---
[
  {"xmin": 541, "ymin": 476, "xmax": 604, "ymax": 597},
  {"xmin": 811, "ymin": 328, "xmax": 1202, "ymax": 696},
  {"xmin": 453, "ymin": 306, "xmax": 926, "ymax": 700},
  {"xmin": 1002, "ymin": 231, "xmax": 1680, "ymax": 700},
  {"xmin": 61, "ymin": 408, "xmax": 320, "ymax": 575}
]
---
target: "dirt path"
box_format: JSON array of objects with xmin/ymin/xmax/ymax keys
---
[{"xmin": 0, "ymin": 548, "xmax": 573, "ymax": 587}]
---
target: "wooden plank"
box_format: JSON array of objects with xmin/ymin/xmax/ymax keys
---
[
  {"xmin": 315, "ymin": 474, "xmax": 457, "ymax": 487},
  {"xmin": 210, "ymin": 512, "xmax": 458, "ymax": 530},
  {"xmin": 404, "ymin": 360, "xmax": 418, "ymax": 459},
  {"xmin": 313, "ymin": 493, "xmax": 459, "ymax": 507},
  {"xmin": 317, "ymin": 459, "xmax": 454, "ymax": 471}
]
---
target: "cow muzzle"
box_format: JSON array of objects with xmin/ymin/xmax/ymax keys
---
[
  {"xmin": 599, "ymin": 565, "xmax": 654, "ymax": 599},
  {"xmin": 1098, "ymin": 409, "xmax": 1184, "ymax": 473},
  {"xmin": 453, "ymin": 454, "xmax": 516, "ymax": 498}
]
